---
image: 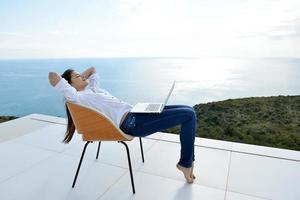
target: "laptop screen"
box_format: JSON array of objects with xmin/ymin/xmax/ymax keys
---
[{"xmin": 163, "ymin": 80, "xmax": 176, "ymax": 106}]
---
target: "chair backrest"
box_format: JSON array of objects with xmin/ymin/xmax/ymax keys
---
[{"xmin": 66, "ymin": 102, "xmax": 134, "ymax": 141}]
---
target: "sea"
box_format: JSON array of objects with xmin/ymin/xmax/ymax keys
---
[{"xmin": 0, "ymin": 57, "xmax": 299, "ymax": 118}]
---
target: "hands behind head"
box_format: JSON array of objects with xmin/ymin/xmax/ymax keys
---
[
  {"xmin": 81, "ymin": 66, "xmax": 96, "ymax": 80},
  {"xmin": 48, "ymin": 72, "xmax": 62, "ymax": 87},
  {"xmin": 48, "ymin": 67, "xmax": 95, "ymax": 87}
]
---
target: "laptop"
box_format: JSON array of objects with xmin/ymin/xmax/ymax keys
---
[{"xmin": 130, "ymin": 81, "xmax": 176, "ymax": 113}]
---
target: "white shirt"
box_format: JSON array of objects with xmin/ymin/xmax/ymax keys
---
[{"xmin": 54, "ymin": 73, "xmax": 133, "ymax": 127}]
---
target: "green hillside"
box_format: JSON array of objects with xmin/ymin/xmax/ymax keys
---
[{"xmin": 165, "ymin": 95, "xmax": 300, "ymax": 151}]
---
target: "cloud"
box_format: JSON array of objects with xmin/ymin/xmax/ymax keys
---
[
  {"xmin": 116, "ymin": 0, "xmax": 144, "ymax": 16},
  {"xmin": 47, "ymin": 30, "xmax": 79, "ymax": 36},
  {"xmin": 1, "ymin": 0, "xmax": 300, "ymax": 58},
  {"xmin": 0, "ymin": 32, "xmax": 31, "ymax": 38},
  {"xmin": 268, "ymin": 17, "xmax": 300, "ymax": 39},
  {"xmin": 237, "ymin": 16, "xmax": 300, "ymax": 40}
]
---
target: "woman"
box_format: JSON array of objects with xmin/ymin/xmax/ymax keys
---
[{"xmin": 49, "ymin": 67, "xmax": 196, "ymax": 183}]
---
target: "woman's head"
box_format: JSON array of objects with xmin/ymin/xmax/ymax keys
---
[{"xmin": 61, "ymin": 68, "xmax": 88, "ymax": 91}]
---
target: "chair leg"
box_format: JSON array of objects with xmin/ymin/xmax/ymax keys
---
[
  {"xmin": 139, "ymin": 137, "xmax": 145, "ymax": 163},
  {"xmin": 72, "ymin": 141, "xmax": 91, "ymax": 188},
  {"xmin": 96, "ymin": 141, "xmax": 101, "ymax": 159},
  {"xmin": 119, "ymin": 141, "xmax": 135, "ymax": 194}
]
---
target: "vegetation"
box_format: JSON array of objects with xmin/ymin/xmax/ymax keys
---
[
  {"xmin": 0, "ymin": 116, "xmax": 17, "ymax": 123},
  {"xmin": 164, "ymin": 95, "xmax": 300, "ymax": 151}
]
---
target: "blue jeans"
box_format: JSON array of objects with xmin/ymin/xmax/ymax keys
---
[{"xmin": 120, "ymin": 105, "xmax": 196, "ymax": 168}]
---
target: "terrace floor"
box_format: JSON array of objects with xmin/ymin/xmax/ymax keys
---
[{"xmin": 0, "ymin": 114, "xmax": 299, "ymax": 200}]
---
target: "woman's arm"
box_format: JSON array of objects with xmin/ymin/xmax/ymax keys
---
[
  {"xmin": 48, "ymin": 72, "xmax": 79, "ymax": 102},
  {"xmin": 81, "ymin": 67, "xmax": 96, "ymax": 80},
  {"xmin": 48, "ymin": 72, "xmax": 62, "ymax": 87}
]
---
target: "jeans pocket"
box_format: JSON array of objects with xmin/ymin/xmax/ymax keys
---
[
  {"xmin": 127, "ymin": 115, "xmax": 136, "ymax": 129},
  {"xmin": 121, "ymin": 114, "xmax": 136, "ymax": 133}
]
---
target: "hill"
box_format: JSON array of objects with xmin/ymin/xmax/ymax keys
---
[{"xmin": 165, "ymin": 95, "xmax": 300, "ymax": 151}]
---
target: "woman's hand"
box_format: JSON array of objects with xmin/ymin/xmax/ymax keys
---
[
  {"xmin": 48, "ymin": 72, "xmax": 62, "ymax": 87},
  {"xmin": 81, "ymin": 67, "xmax": 96, "ymax": 80}
]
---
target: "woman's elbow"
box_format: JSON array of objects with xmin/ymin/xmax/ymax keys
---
[
  {"xmin": 91, "ymin": 66, "xmax": 96, "ymax": 74},
  {"xmin": 48, "ymin": 72, "xmax": 61, "ymax": 87}
]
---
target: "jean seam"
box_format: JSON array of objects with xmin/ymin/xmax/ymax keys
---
[{"xmin": 139, "ymin": 113, "xmax": 192, "ymax": 129}]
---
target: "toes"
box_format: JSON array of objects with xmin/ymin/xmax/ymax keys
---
[
  {"xmin": 177, "ymin": 164, "xmax": 194, "ymax": 183},
  {"xmin": 184, "ymin": 174, "xmax": 194, "ymax": 183},
  {"xmin": 187, "ymin": 179, "xmax": 194, "ymax": 184}
]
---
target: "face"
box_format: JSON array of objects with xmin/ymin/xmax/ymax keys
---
[{"xmin": 70, "ymin": 71, "xmax": 88, "ymax": 91}]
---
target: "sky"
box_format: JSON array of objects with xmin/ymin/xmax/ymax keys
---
[{"xmin": 0, "ymin": 0, "xmax": 299, "ymax": 59}]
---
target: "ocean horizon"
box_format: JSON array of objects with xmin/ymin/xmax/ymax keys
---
[{"xmin": 0, "ymin": 57, "xmax": 299, "ymax": 118}]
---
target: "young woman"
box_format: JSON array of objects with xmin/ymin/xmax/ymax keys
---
[{"xmin": 49, "ymin": 67, "xmax": 197, "ymax": 183}]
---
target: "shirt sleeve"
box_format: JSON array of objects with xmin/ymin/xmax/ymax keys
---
[
  {"xmin": 54, "ymin": 78, "xmax": 79, "ymax": 102},
  {"xmin": 88, "ymin": 73, "xmax": 100, "ymax": 89}
]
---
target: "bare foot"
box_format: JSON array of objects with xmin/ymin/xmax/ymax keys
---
[
  {"xmin": 191, "ymin": 162, "xmax": 196, "ymax": 180},
  {"xmin": 176, "ymin": 164, "xmax": 194, "ymax": 184}
]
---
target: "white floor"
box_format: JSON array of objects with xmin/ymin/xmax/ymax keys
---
[{"xmin": 0, "ymin": 114, "xmax": 299, "ymax": 200}]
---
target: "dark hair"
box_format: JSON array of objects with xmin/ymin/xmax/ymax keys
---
[{"xmin": 61, "ymin": 69, "xmax": 76, "ymax": 143}]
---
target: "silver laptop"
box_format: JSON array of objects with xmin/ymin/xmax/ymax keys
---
[{"xmin": 130, "ymin": 81, "xmax": 176, "ymax": 113}]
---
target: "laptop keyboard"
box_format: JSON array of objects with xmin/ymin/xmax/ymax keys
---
[{"xmin": 145, "ymin": 104, "xmax": 161, "ymax": 111}]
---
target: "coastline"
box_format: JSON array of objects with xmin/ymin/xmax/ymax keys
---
[{"xmin": 0, "ymin": 116, "xmax": 18, "ymax": 123}]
